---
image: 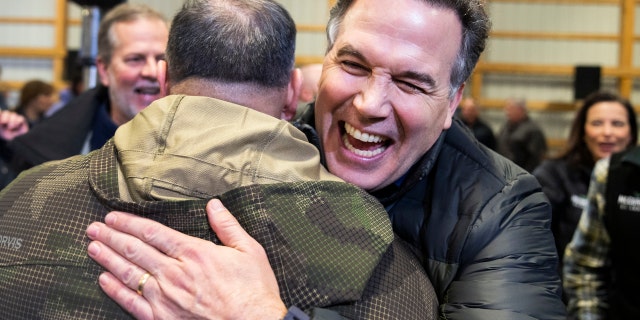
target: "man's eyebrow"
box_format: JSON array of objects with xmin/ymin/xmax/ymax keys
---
[{"xmin": 336, "ymin": 45, "xmax": 367, "ymax": 62}]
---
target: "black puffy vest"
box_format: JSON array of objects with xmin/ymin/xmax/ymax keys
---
[{"xmin": 605, "ymin": 147, "xmax": 640, "ymax": 319}]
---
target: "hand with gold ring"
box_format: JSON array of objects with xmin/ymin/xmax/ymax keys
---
[
  {"xmin": 137, "ymin": 272, "xmax": 151, "ymax": 297},
  {"xmin": 86, "ymin": 199, "xmax": 288, "ymax": 320}
]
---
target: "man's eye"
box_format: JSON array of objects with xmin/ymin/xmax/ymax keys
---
[
  {"xmin": 126, "ymin": 57, "xmax": 144, "ymax": 64},
  {"xmin": 341, "ymin": 61, "xmax": 367, "ymax": 74},
  {"xmin": 396, "ymin": 80, "xmax": 425, "ymax": 94}
]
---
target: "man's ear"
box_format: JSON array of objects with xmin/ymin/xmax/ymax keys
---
[
  {"xmin": 282, "ymin": 68, "xmax": 303, "ymax": 121},
  {"xmin": 444, "ymin": 83, "xmax": 465, "ymax": 129},
  {"xmin": 158, "ymin": 60, "xmax": 169, "ymax": 96},
  {"xmin": 96, "ymin": 57, "xmax": 110, "ymax": 87}
]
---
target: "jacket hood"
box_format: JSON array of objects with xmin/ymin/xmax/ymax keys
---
[{"xmin": 114, "ymin": 95, "xmax": 341, "ymax": 201}]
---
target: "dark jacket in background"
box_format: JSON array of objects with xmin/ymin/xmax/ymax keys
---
[
  {"xmin": 460, "ymin": 117, "xmax": 497, "ymax": 150},
  {"xmin": 8, "ymin": 86, "xmax": 112, "ymax": 176},
  {"xmin": 604, "ymin": 147, "xmax": 640, "ymax": 319},
  {"xmin": 0, "ymin": 91, "xmax": 8, "ymax": 110},
  {"xmin": 533, "ymin": 159, "xmax": 591, "ymax": 269},
  {"xmin": 497, "ymin": 117, "xmax": 548, "ymax": 172}
]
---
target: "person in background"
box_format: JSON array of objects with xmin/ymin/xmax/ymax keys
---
[
  {"xmin": 497, "ymin": 97, "xmax": 548, "ymax": 172},
  {"xmin": 2, "ymin": 3, "xmax": 168, "ymax": 175},
  {"xmin": 458, "ymin": 96, "xmax": 497, "ymax": 150},
  {"xmin": 14, "ymin": 79, "xmax": 56, "ymax": 127},
  {"xmin": 0, "ymin": 0, "xmax": 439, "ymax": 318},
  {"xmin": 533, "ymin": 91, "xmax": 637, "ymax": 299},
  {"xmin": 0, "ymin": 79, "xmax": 55, "ymax": 188},
  {"xmin": 564, "ymin": 145, "xmax": 640, "ymax": 319},
  {"xmin": 87, "ymin": 0, "xmax": 567, "ymax": 319}
]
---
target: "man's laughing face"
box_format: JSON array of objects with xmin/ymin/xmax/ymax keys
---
[{"xmin": 315, "ymin": 0, "xmax": 463, "ymax": 191}]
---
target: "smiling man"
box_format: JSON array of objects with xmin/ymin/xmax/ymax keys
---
[
  {"xmin": 87, "ymin": 0, "xmax": 567, "ymax": 319},
  {"xmin": 5, "ymin": 3, "xmax": 168, "ymax": 175},
  {"xmin": 314, "ymin": 1, "xmax": 463, "ymax": 191},
  {"xmin": 95, "ymin": 7, "xmax": 167, "ymax": 126}
]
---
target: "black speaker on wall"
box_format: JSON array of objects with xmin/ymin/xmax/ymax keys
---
[
  {"xmin": 63, "ymin": 50, "xmax": 81, "ymax": 81},
  {"xmin": 69, "ymin": 0, "xmax": 125, "ymax": 11},
  {"xmin": 574, "ymin": 66, "xmax": 601, "ymax": 100}
]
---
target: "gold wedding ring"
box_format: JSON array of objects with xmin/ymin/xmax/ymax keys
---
[{"xmin": 136, "ymin": 272, "xmax": 151, "ymax": 297}]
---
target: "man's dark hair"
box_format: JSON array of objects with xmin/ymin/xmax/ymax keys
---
[{"xmin": 167, "ymin": 0, "xmax": 296, "ymax": 88}]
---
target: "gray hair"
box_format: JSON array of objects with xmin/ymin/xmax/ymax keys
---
[
  {"xmin": 97, "ymin": 3, "xmax": 168, "ymax": 65},
  {"xmin": 508, "ymin": 97, "xmax": 527, "ymax": 110}
]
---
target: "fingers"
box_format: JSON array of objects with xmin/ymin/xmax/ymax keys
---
[
  {"xmin": 0, "ymin": 110, "xmax": 13, "ymax": 124},
  {"xmin": 86, "ymin": 220, "xmax": 173, "ymax": 276},
  {"xmin": 87, "ymin": 239, "xmax": 150, "ymax": 289},
  {"xmin": 87, "ymin": 236, "xmax": 158, "ymax": 320},
  {"xmin": 98, "ymin": 272, "xmax": 154, "ymax": 320},
  {"xmin": 101, "ymin": 211, "xmax": 194, "ymax": 258},
  {"xmin": 0, "ymin": 110, "xmax": 28, "ymax": 140},
  {"xmin": 87, "ymin": 235, "xmax": 157, "ymax": 319},
  {"xmin": 0, "ymin": 110, "xmax": 24, "ymax": 128},
  {"xmin": 206, "ymin": 199, "xmax": 263, "ymax": 255}
]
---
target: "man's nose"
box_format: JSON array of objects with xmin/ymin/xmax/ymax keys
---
[
  {"xmin": 353, "ymin": 77, "xmax": 391, "ymax": 118},
  {"xmin": 141, "ymin": 58, "xmax": 159, "ymax": 79}
]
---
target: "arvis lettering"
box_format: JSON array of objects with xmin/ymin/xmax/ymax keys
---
[{"xmin": 0, "ymin": 234, "xmax": 24, "ymax": 250}]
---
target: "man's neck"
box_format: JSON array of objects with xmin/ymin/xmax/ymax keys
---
[{"xmin": 170, "ymin": 79, "xmax": 286, "ymax": 119}]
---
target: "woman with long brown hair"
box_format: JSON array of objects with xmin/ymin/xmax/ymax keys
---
[{"xmin": 533, "ymin": 90, "xmax": 638, "ymax": 296}]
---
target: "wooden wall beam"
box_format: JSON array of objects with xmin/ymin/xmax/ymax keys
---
[
  {"xmin": 296, "ymin": 24, "xmax": 325, "ymax": 32},
  {"xmin": 475, "ymin": 62, "xmax": 640, "ymax": 77},
  {"xmin": 296, "ymin": 56, "xmax": 324, "ymax": 66},
  {"xmin": 0, "ymin": 17, "xmax": 80, "ymax": 25},
  {"xmin": 0, "ymin": 48, "xmax": 66, "ymax": 58},
  {"xmin": 479, "ymin": 98, "xmax": 578, "ymax": 111},
  {"xmin": 488, "ymin": 0, "xmax": 624, "ymax": 4},
  {"xmin": 491, "ymin": 31, "xmax": 619, "ymax": 41},
  {"xmin": 618, "ymin": 0, "xmax": 635, "ymax": 97},
  {"xmin": 53, "ymin": 0, "xmax": 68, "ymax": 89}
]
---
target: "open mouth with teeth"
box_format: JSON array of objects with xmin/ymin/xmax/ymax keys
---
[
  {"xmin": 598, "ymin": 142, "xmax": 617, "ymax": 152},
  {"xmin": 134, "ymin": 86, "xmax": 161, "ymax": 95},
  {"xmin": 341, "ymin": 122, "xmax": 390, "ymax": 157}
]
